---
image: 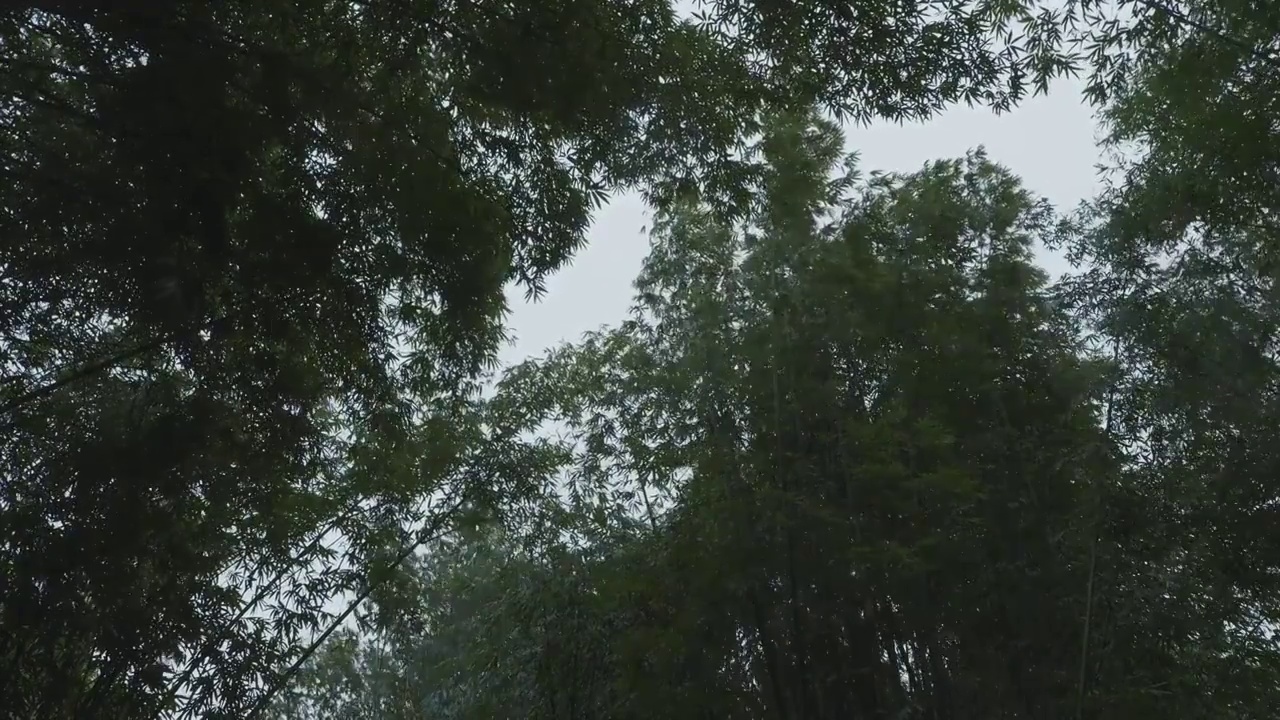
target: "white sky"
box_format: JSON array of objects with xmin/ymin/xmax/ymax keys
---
[{"xmin": 499, "ymin": 77, "xmax": 1103, "ymax": 367}]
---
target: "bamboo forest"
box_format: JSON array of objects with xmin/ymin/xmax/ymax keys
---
[{"xmin": 3, "ymin": 0, "xmax": 1280, "ymax": 718}]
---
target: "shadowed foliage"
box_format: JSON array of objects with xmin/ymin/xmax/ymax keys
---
[{"xmin": 0, "ymin": 0, "xmax": 1090, "ymax": 717}]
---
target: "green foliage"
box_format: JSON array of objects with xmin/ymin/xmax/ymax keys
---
[
  {"xmin": 1053, "ymin": 1, "xmax": 1280, "ymax": 717},
  {"xmin": 0, "ymin": 0, "xmax": 1092, "ymax": 717},
  {"xmin": 276, "ymin": 36, "xmax": 1280, "ymax": 709},
  {"xmin": 11, "ymin": 0, "xmax": 1280, "ymax": 718},
  {"xmin": 274, "ymin": 112, "xmax": 1116, "ymax": 719}
]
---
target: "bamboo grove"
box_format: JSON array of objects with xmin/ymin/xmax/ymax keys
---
[{"xmin": 2, "ymin": 0, "xmax": 1279, "ymax": 718}]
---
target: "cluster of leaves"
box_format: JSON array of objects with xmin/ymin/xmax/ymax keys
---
[
  {"xmin": 270, "ymin": 0, "xmax": 1280, "ymax": 704},
  {"xmin": 0, "ymin": 0, "xmax": 1095, "ymax": 717},
  {"xmin": 1056, "ymin": 0, "xmax": 1280, "ymax": 715},
  {"xmin": 261, "ymin": 108, "xmax": 1231, "ymax": 719}
]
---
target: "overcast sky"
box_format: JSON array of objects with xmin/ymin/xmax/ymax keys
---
[{"xmin": 498, "ymin": 77, "xmax": 1103, "ymax": 368}]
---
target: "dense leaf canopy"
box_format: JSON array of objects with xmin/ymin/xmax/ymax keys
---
[
  {"xmin": 272, "ymin": 102, "xmax": 1280, "ymax": 719},
  {"xmin": 4, "ymin": 0, "xmax": 1279, "ymax": 718}
]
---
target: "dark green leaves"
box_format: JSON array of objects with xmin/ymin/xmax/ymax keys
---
[{"xmin": 0, "ymin": 0, "xmax": 1124, "ymax": 716}]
